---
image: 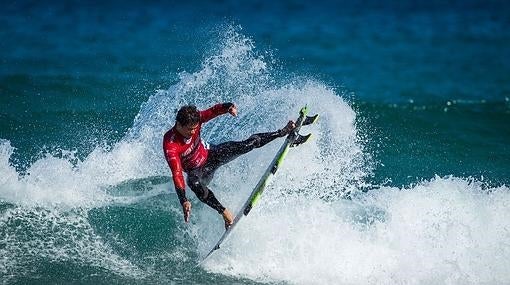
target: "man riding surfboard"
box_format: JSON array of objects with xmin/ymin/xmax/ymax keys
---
[{"xmin": 163, "ymin": 103, "xmax": 295, "ymax": 228}]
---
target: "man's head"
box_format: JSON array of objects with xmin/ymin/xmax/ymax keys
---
[{"xmin": 175, "ymin": 105, "xmax": 200, "ymax": 139}]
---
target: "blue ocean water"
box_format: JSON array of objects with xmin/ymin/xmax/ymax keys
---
[{"xmin": 1, "ymin": 1, "xmax": 509, "ymax": 284}]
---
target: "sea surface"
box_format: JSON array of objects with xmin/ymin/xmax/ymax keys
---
[{"xmin": 1, "ymin": 1, "xmax": 509, "ymax": 284}]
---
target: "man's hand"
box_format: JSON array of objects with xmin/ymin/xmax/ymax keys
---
[
  {"xmin": 182, "ymin": 201, "xmax": 191, "ymax": 223},
  {"xmin": 228, "ymin": 104, "xmax": 238, "ymax": 117}
]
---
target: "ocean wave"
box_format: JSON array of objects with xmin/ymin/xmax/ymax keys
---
[
  {"xmin": 0, "ymin": 25, "xmax": 508, "ymax": 284},
  {"xmin": 203, "ymin": 176, "xmax": 510, "ymax": 284}
]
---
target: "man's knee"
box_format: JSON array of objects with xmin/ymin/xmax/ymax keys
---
[
  {"xmin": 187, "ymin": 176, "xmax": 209, "ymax": 201},
  {"xmin": 187, "ymin": 174, "xmax": 200, "ymax": 189}
]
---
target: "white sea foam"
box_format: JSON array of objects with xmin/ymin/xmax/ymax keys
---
[{"xmin": 203, "ymin": 177, "xmax": 510, "ymax": 284}]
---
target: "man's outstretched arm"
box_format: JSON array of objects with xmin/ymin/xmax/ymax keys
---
[{"xmin": 200, "ymin": 102, "xmax": 237, "ymax": 123}]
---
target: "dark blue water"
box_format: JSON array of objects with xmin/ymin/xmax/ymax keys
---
[{"xmin": 1, "ymin": 1, "xmax": 509, "ymax": 284}]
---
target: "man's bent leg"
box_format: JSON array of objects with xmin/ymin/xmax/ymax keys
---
[
  {"xmin": 187, "ymin": 171, "xmax": 225, "ymax": 214},
  {"xmin": 187, "ymin": 170, "xmax": 232, "ymax": 228}
]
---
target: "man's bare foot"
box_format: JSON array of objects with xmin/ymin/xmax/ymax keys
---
[
  {"xmin": 280, "ymin": 120, "xmax": 296, "ymax": 136},
  {"xmin": 222, "ymin": 208, "xmax": 234, "ymax": 229}
]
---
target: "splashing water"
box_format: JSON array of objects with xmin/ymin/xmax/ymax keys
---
[{"xmin": 0, "ymin": 26, "xmax": 509, "ymax": 284}]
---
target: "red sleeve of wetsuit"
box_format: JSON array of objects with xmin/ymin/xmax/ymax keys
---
[
  {"xmin": 163, "ymin": 142, "xmax": 187, "ymax": 204},
  {"xmin": 199, "ymin": 103, "xmax": 233, "ymax": 123}
]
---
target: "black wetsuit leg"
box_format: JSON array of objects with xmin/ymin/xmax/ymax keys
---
[
  {"xmin": 206, "ymin": 130, "xmax": 284, "ymax": 169},
  {"xmin": 187, "ymin": 168, "xmax": 225, "ymax": 214},
  {"xmin": 187, "ymin": 130, "xmax": 284, "ymax": 213}
]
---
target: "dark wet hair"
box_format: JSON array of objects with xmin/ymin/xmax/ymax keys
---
[{"xmin": 176, "ymin": 105, "xmax": 200, "ymax": 126}]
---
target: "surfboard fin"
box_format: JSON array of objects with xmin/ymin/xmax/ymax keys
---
[
  {"xmin": 303, "ymin": 114, "xmax": 319, "ymax": 126},
  {"xmin": 291, "ymin": 133, "xmax": 312, "ymax": 147}
]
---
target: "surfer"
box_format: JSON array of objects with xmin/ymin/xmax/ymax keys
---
[{"xmin": 163, "ymin": 103, "xmax": 295, "ymax": 229}]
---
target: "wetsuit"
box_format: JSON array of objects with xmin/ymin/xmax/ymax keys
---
[{"xmin": 163, "ymin": 103, "xmax": 286, "ymax": 213}]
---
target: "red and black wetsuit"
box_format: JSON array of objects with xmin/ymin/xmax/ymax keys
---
[{"xmin": 163, "ymin": 103, "xmax": 285, "ymax": 213}]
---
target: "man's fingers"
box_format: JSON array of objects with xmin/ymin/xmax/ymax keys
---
[
  {"xmin": 183, "ymin": 202, "xmax": 191, "ymax": 223},
  {"xmin": 184, "ymin": 208, "xmax": 190, "ymax": 222},
  {"xmin": 184, "ymin": 210, "xmax": 190, "ymax": 223}
]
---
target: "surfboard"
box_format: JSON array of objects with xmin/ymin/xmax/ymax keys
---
[{"xmin": 200, "ymin": 106, "xmax": 318, "ymax": 262}]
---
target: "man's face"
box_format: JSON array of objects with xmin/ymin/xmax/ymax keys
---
[{"xmin": 176, "ymin": 122, "xmax": 199, "ymax": 139}]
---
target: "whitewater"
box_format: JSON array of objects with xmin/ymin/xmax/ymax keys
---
[{"xmin": 1, "ymin": 27, "xmax": 509, "ymax": 284}]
